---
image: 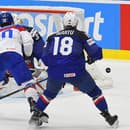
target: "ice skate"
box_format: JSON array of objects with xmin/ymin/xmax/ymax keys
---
[
  {"xmin": 29, "ymin": 109, "xmax": 49, "ymax": 126},
  {"xmin": 101, "ymin": 111, "xmax": 119, "ymax": 128}
]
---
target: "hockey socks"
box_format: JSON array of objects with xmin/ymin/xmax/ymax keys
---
[
  {"xmin": 93, "ymin": 95, "xmax": 108, "ymax": 111},
  {"xmin": 36, "ymin": 94, "xmax": 50, "ymax": 111},
  {"xmin": 35, "ymin": 89, "xmax": 57, "ymax": 111}
]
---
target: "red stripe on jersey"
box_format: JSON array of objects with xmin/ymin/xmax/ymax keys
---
[{"xmin": 0, "ymin": 25, "xmax": 26, "ymax": 32}]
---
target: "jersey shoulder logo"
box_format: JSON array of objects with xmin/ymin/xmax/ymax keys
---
[{"xmin": 87, "ymin": 38, "xmax": 95, "ymax": 46}]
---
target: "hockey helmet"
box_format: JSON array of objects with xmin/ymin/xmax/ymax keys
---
[
  {"xmin": 62, "ymin": 12, "xmax": 78, "ymax": 28},
  {"xmin": 0, "ymin": 12, "xmax": 14, "ymax": 27}
]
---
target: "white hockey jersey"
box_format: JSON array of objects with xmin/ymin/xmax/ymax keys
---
[{"xmin": 0, "ymin": 25, "xmax": 33, "ymax": 56}]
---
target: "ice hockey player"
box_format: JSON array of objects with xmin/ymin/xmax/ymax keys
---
[
  {"xmin": 12, "ymin": 14, "xmax": 113, "ymax": 92},
  {"xmin": 12, "ymin": 14, "xmax": 47, "ymax": 110},
  {"xmin": 0, "ymin": 12, "xmax": 46, "ymax": 117},
  {"xmin": 28, "ymin": 12, "xmax": 119, "ymax": 128}
]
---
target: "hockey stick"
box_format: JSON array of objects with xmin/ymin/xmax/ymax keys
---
[
  {"xmin": 36, "ymin": 82, "xmax": 45, "ymax": 91},
  {"xmin": 0, "ymin": 77, "xmax": 48, "ymax": 100}
]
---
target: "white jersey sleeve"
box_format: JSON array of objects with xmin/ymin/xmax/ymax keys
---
[{"xmin": 20, "ymin": 30, "xmax": 33, "ymax": 57}]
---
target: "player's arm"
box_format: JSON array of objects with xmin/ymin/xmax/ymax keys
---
[
  {"xmin": 25, "ymin": 26, "xmax": 45, "ymax": 60},
  {"xmin": 81, "ymin": 32, "xmax": 102, "ymax": 64},
  {"xmin": 30, "ymin": 28, "xmax": 42, "ymax": 41},
  {"xmin": 20, "ymin": 30, "xmax": 34, "ymax": 57}
]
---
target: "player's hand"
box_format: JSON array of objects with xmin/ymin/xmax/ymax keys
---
[{"xmin": 86, "ymin": 56, "xmax": 95, "ymax": 64}]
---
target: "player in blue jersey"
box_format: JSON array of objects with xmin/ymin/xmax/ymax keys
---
[{"xmin": 28, "ymin": 12, "xmax": 118, "ymax": 127}]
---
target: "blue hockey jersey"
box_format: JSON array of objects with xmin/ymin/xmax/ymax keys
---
[{"xmin": 42, "ymin": 27, "xmax": 102, "ymax": 79}]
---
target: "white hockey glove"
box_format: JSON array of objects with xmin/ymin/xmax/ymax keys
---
[
  {"xmin": 33, "ymin": 57, "xmax": 48, "ymax": 77},
  {"xmin": 33, "ymin": 57, "xmax": 47, "ymax": 71}
]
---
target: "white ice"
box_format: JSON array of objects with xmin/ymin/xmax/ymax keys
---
[{"xmin": 0, "ymin": 59, "xmax": 130, "ymax": 130}]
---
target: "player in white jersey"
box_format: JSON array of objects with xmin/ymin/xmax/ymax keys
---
[
  {"xmin": 28, "ymin": 12, "xmax": 118, "ymax": 127},
  {"xmin": 0, "ymin": 12, "xmax": 42, "ymax": 114}
]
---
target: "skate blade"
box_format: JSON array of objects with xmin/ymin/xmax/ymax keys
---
[
  {"xmin": 40, "ymin": 116, "xmax": 49, "ymax": 123},
  {"xmin": 28, "ymin": 121, "xmax": 37, "ymax": 127},
  {"xmin": 29, "ymin": 120, "xmax": 43, "ymax": 127},
  {"xmin": 29, "ymin": 118, "xmax": 42, "ymax": 126},
  {"xmin": 111, "ymin": 119, "xmax": 119, "ymax": 128},
  {"xmin": 28, "ymin": 116, "xmax": 48, "ymax": 127}
]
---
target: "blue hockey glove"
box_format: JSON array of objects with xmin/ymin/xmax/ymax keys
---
[
  {"xmin": 0, "ymin": 73, "xmax": 10, "ymax": 86},
  {"xmin": 86, "ymin": 56, "xmax": 95, "ymax": 64}
]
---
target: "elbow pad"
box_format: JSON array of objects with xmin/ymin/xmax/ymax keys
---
[
  {"xmin": 23, "ymin": 44, "xmax": 33, "ymax": 56},
  {"xmin": 21, "ymin": 31, "xmax": 34, "ymax": 56}
]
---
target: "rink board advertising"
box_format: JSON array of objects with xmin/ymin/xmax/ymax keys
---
[{"xmin": 0, "ymin": 0, "xmax": 130, "ymax": 60}]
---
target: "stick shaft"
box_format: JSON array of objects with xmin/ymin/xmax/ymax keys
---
[{"xmin": 0, "ymin": 77, "xmax": 48, "ymax": 100}]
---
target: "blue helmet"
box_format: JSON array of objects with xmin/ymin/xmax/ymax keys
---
[{"xmin": 0, "ymin": 12, "xmax": 14, "ymax": 27}]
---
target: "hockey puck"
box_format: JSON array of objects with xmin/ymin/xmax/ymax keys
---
[{"xmin": 105, "ymin": 67, "xmax": 111, "ymax": 73}]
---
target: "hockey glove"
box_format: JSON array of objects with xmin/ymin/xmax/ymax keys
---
[
  {"xmin": 86, "ymin": 56, "xmax": 95, "ymax": 64},
  {"xmin": 0, "ymin": 72, "xmax": 10, "ymax": 86}
]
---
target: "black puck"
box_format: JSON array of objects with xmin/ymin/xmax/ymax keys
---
[{"xmin": 106, "ymin": 67, "xmax": 111, "ymax": 73}]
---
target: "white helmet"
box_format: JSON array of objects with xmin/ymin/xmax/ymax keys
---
[
  {"xmin": 12, "ymin": 14, "xmax": 23, "ymax": 25},
  {"xmin": 63, "ymin": 12, "xmax": 78, "ymax": 28}
]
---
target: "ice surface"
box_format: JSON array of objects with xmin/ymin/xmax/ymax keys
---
[{"xmin": 0, "ymin": 59, "xmax": 130, "ymax": 130}]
